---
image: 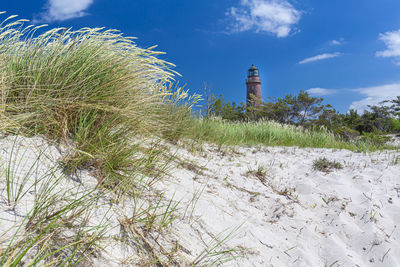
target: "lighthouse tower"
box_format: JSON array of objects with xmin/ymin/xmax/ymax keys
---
[{"xmin": 246, "ymin": 64, "xmax": 261, "ymax": 106}]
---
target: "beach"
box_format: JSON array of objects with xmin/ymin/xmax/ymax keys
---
[{"xmin": 1, "ymin": 135, "xmax": 399, "ymax": 266}]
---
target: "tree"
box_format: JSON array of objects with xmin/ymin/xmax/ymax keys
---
[
  {"xmin": 209, "ymin": 94, "xmax": 243, "ymax": 121},
  {"xmin": 259, "ymin": 91, "xmax": 326, "ymax": 126},
  {"xmin": 389, "ymin": 96, "xmax": 400, "ymax": 117},
  {"xmin": 293, "ymin": 91, "xmax": 325, "ymax": 125},
  {"xmin": 315, "ymin": 104, "xmax": 340, "ymax": 129}
]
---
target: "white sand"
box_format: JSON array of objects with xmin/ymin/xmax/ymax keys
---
[
  {"xmin": 158, "ymin": 143, "xmax": 400, "ymax": 266},
  {"xmin": 1, "ymin": 135, "xmax": 400, "ymax": 266}
]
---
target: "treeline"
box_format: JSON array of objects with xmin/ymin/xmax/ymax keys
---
[{"xmin": 202, "ymin": 91, "xmax": 400, "ymax": 144}]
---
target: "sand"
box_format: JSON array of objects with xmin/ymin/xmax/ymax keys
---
[
  {"xmin": 1, "ymin": 134, "xmax": 400, "ymax": 266},
  {"xmin": 157, "ymin": 143, "xmax": 400, "ymax": 266}
]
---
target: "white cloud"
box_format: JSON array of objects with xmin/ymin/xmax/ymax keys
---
[
  {"xmin": 34, "ymin": 0, "xmax": 94, "ymax": 23},
  {"xmin": 349, "ymin": 83, "xmax": 400, "ymax": 112},
  {"xmin": 376, "ymin": 30, "xmax": 400, "ymax": 65},
  {"xmin": 306, "ymin": 88, "xmax": 337, "ymax": 96},
  {"xmin": 298, "ymin": 52, "xmax": 342, "ymax": 64},
  {"xmin": 330, "ymin": 38, "xmax": 344, "ymax": 45},
  {"xmin": 227, "ymin": 0, "xmax": 301, "ymax": 38}
]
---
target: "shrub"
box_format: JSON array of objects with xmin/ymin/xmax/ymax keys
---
[
  {"xmin": 360, "ymin": 132, "xmax": 391, "ymax": 146},
  {"xmin": 390, "ymin": 118, "xmax": 400, "ymax": 132},
  {"xmin": 332, "ymin": 126, "xmax": 360, "ymax": 141}
]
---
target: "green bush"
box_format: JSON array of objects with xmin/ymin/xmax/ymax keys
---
[
  {"xmin": 332, "ymin": 126, "xmax": 360, "ymax": 141},
  {"xmin": 360, "ymin": 132, "xmax": 391, "ymax": 146},
  {"xmin": 390, "ymin": 118, "xmax": 400, "ymax": 132}
]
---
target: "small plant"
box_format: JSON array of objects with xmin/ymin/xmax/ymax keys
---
[
  {"xmin": 2, "ymin": 136, "xmax": 42, "ymax": 209},
  {"xmin": 370, "ymin": 209, "xmax": 378, "ymax": 223},
  {"xmin": 183, "ymin": 184, "xmax": 206, "ymax": 220},
  {"xmin": 312, "ymin": 157, "xmax": 343, "ymax": 173},
  {"xmin": 192, "ymin": 226, "xmax": 242, "ymax": 266},
  {"xmin": 393, "ymin": 156, "xmax": 399, "ymax": 165},
  {"xmin": 246, "ymin": 165, "xmax": 268, "ymax": 184},
  {"xmin": 321, "ymin": 195, "xmax": 339, "ymax": 205}
]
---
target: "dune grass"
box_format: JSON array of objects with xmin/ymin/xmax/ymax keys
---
[
  {"xmin": 0, "ymin": 13, "xmax": 199, "ymax": 265},
  {"xmin": 0, "ymin": 13, "xmax": 239, "ymax": 266},
  {"xmin": 186, "ymin": 119, "xmax": 394, "ymax": 151},
  {"xmin": 0, "ymin": 137, "xmax": 106, "ymax": 266},
  {"xmin": 0, "ymin": 13, "xmax": 198, "ymax": 190}
]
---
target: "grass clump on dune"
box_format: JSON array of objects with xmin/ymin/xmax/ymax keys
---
[
  {"xmin": 0, "ymin": 12, "xmax": 201, "ymax": 265},
  {"xmin": 0, "ymin": 12, "xmax": 198, "ymax": 188},
  {"xmin": 312, "ymin": 157, "xmax": 343, "ymax": 173}
]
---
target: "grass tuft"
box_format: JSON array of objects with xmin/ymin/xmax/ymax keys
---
[
  {"xmin": 0, "ymin": 14, "xmax": 198, "ymax": 188},
  {"xmin": 312, "ymin": 157, "xmax": 343, "ymax": 173}
]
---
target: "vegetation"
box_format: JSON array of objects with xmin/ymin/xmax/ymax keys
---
[
  {"xmin": 0, "ymin": 137, "xmax": 106, "ymax": 266},
  {"xmin": 202, "ymin": 90, "xmax": 400, "ymax": 149},
  {"xmin": 205, "ymin": 90, "xmax": 333, "ymax": 125},
  {"xmin": 312, "ymin": 157, "xmax": 343, "ymax": 173},
  {"xmin": 188, "ymin": 119, "xmax": 363, "ymax": 150},
  {"xmin": 0, "ymin": 13, "xmax": 198, "ymax": 187},
  {"xmin": 0, "ymin": 13, "xmax": 201, "ymax": 265}
]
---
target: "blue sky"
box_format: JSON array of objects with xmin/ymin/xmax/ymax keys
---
[{"xmin": 2, "ymin": 0, "xmax": 400, "ymax": 113}]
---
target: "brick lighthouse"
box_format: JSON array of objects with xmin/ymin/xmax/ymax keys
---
[{"xmin": 246, "ymin": 64, "xmax": 261, "ymax": 106}]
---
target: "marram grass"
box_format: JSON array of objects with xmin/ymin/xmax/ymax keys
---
[
  {"xmin": 0, "ymin": 13, "xmax": 198, "ymax": 184},
  {"xmin": 187, "ymin": 119, "xmax": 393, "ymax": 151},
  {"xmin": 0, "ymin": 11, "xmax": 200, "ymax": 263}
]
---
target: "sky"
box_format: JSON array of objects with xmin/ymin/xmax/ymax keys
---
[{"xmin": 2, "ymin": 0, "xmax": 400, "ymax": 113}]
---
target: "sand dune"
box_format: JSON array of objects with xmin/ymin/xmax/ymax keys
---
[
  {"xmin": 158, "ymin": 143, "xmax": 400, "ymax": 266},
  {"xmin": 1, "ymin": 135, "xmax": 399, "ymax": 266}
]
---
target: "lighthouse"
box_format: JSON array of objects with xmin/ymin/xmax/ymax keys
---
[{"xmin": 246, "ymin": 64, "xmax": 261, "ymax": 106}]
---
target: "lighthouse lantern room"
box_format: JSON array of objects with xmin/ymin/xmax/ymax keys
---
[{"xmin": 246, "ymin": 64, "xmax": 261, "ymax": 106}]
